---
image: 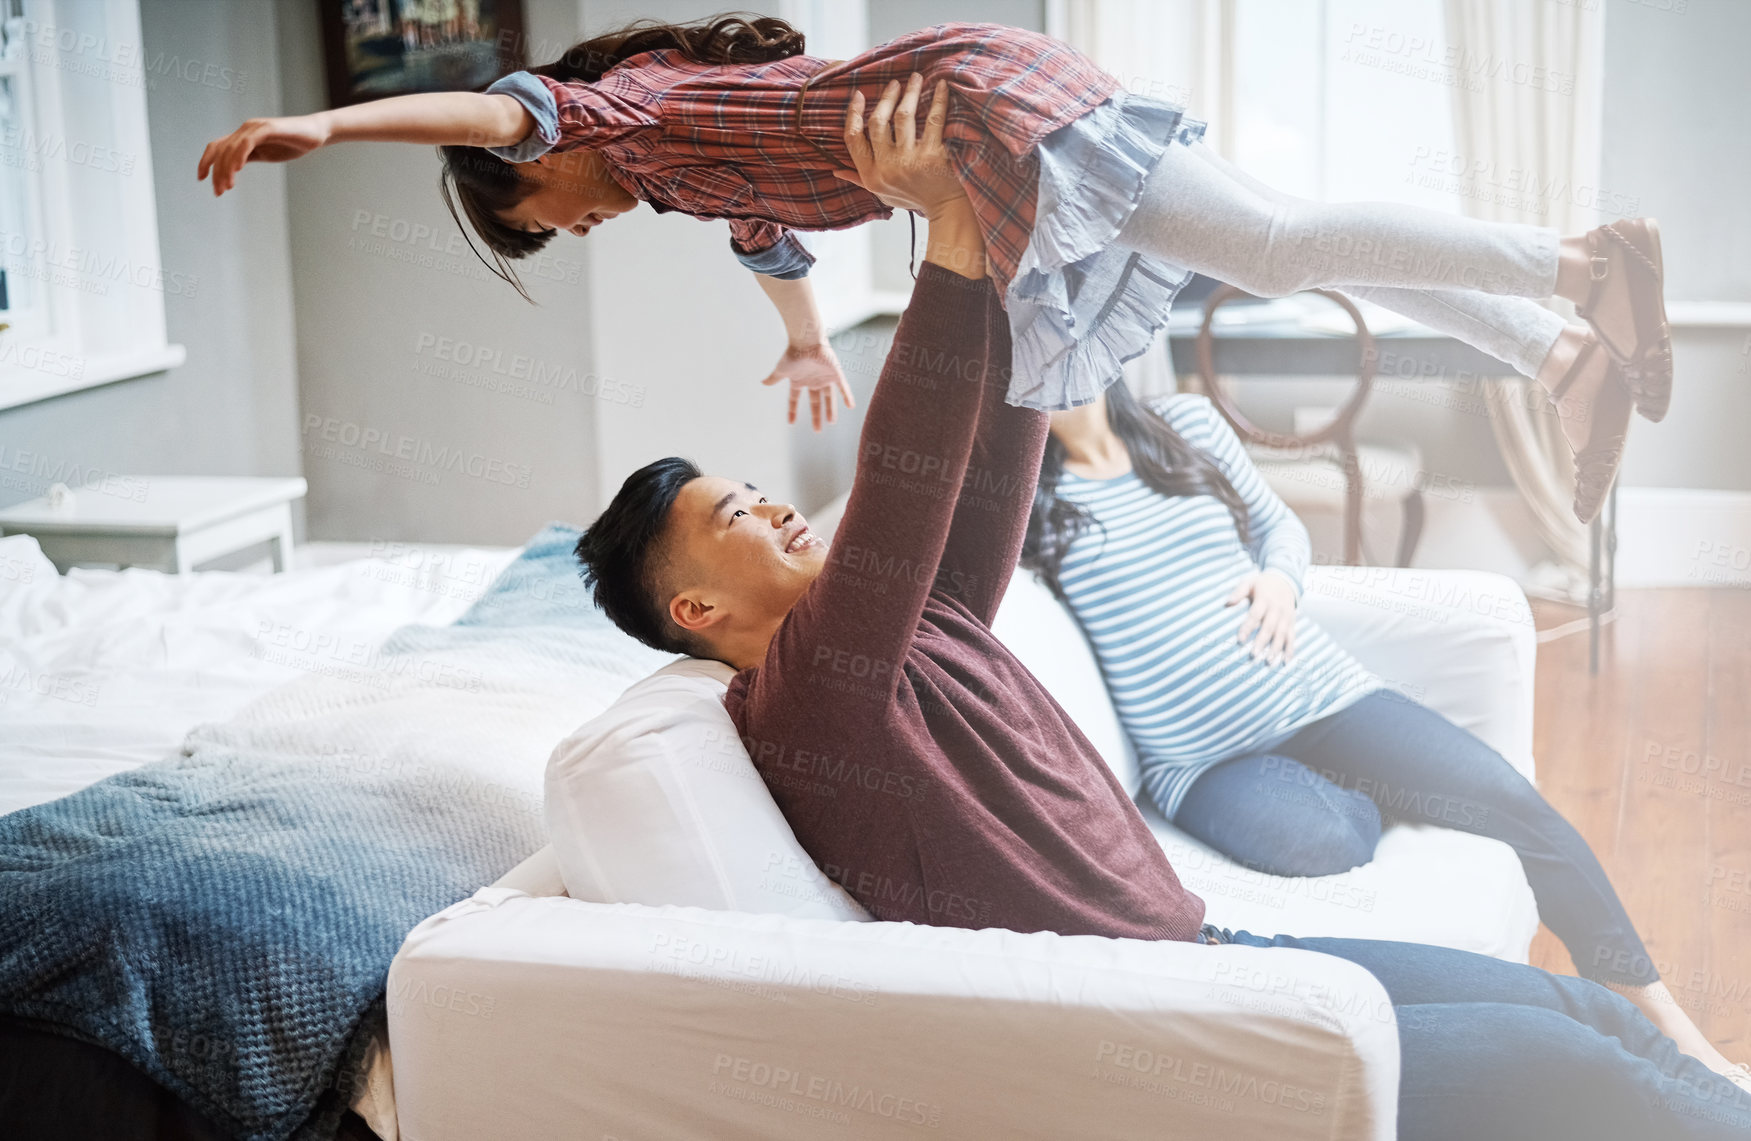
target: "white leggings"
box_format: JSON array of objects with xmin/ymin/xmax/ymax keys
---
[{"xmin": 1114, "ymin": 141, "xmax": 1569, "ymax": 379}]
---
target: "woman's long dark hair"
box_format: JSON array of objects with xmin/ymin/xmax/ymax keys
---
[
  {"xmin": 440, "ymin": 12, "xmax": 805, "ymax": 300},
  {"xmin": 1022, "ymin": 383, "xmax": 1252, "ymax": 604}
]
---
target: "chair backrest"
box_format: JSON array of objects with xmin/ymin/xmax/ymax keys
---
[{"xmin": 1192, "ymin": 285, "xmax": 1377, "ymax": 564}]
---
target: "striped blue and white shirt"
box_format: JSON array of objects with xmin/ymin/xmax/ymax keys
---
[{"xmin": 1054, "ymin": 394, "xmax": 1379, "ymax": 820}]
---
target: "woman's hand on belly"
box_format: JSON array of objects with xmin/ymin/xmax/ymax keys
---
[{"xmin": 1226, "ymin": 569, "xmax": 1299, "ymax": 666}]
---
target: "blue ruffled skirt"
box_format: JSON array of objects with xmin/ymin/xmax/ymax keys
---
[{"xmin": 1005, "ymin": 91, "xmax": 1207, "ymax": 411}]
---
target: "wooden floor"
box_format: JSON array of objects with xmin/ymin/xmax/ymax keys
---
[{"xmin": 1527, "ymin": 588, "xmax": 1751, "ymax": 1059}]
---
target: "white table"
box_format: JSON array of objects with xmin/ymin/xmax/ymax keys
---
[{"xmin": 0, "ymin": 476, "xmax": 307, "ymax": 574}]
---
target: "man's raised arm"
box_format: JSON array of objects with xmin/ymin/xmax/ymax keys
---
[
  {"xmin": 738, "ymin": 77, "xmax": 995, "ymax": 722},
  {"xmin": 935, "ymin": 297, "xmax": 1049, "ymax": 627},
  {"xmin": 835, "ymin": 75, "xmax": 1044, "ymax": 631}
]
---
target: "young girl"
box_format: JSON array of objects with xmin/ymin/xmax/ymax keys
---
[
  {"xmin": 1022, "ymin": 379, "xmax": 1749, "ymax": 1091},
  {"xmin": 199, "ymin": 15, "xmax": 1670, "ymax": 521}
]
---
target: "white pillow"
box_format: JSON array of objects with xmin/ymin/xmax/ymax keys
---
[
  {"xmin": 544, "ymin": 657, "xmax": 868, "ymax": 921},
  {"xmin": 811, "ymin": 491, "xmax": 1140, "ymax": 797}
]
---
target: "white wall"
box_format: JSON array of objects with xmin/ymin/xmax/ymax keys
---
[
  {"xmin": 0, "ymin": 0, "xmax": 302, "ymax": 517},
  {"xmin": 277, "ymin": 0, "xmax": 603, "ymax": 545},
  {"xmin": 1602, "ymin": 0, "xmax": 1751, "ymax": 492},
  {"xmin": 7, "ymin": 0, "xmax": 1739, "ymax": 553}
]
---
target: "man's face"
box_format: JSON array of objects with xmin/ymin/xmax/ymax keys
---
[{"xmin": 665, "ymin": 476, "xmax": 829, "ymax": 648}]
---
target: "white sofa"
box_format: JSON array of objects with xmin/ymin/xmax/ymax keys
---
[{"xmin": 385, "ymin": 503, "xmax": 1541, "ymax": 1140}]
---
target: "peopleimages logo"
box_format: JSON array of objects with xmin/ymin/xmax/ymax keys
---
[
  {"xmin": 301, "ymin": 415, "xmax": 533, "ymax": 489},
  {"xmin": 0, "ymin": 230, "xmax": 198, "ymax": 297},
  {"xmin": 350, "ymin": 211, "xmax": 584, "ymax": 286},
  {"xmin": 710, "ymin": 1054, "xmax": 943, "ymax": 1128},
  {"xmin": 17, "ymin": 20, "xmax": 247, "ymax": 93},
  {"xmin": 1093, "ymin": 1040, "xmax": 1329, "ymax": 1114},
  {"xmin": 0, "ymin": 339, "xmax": 84, "ymax": 380},
  {"xmin": 412, "ymin": 333, "xmax": 644, "ymax": 406},
  {"xmin": 0, "ymin": 126, "xmax": 137, "ymax": 175},
  {"xmin": 0, "ymin": 446, "xmax": 146, "ymax": 500}
]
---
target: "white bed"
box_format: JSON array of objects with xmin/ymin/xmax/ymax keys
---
[{"xmin": 0, "ymin": 535, "xmax": 519, "ymax": 818}]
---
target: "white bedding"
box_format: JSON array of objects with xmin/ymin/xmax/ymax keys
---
[
  {"xmin": 0, "ymin": 535, "xmax": 519, "ymax": 817},
  {"xmin": 0, "ymin": 534, "xmax": 524, "ymax": 1140}
]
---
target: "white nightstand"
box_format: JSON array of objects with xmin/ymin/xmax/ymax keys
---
[{"xmin": 0, "ymin": 476, "xmax": 308, "ymax": 574}]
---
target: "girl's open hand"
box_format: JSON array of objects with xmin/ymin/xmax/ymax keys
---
[
  {"xmin": 834, "ymin": 74, "xmax": 962, "ymax": 218},
  {"xmin": 198, "ymin": 115, "xmax": 331, "ymax": 196},
  {"xmin": 1227, "ymin": 569, "xmax": 1299, "ymax": 666},
  {"xmin": 761, "ymin": 341, "xmax": 852, "ymax": 432}
]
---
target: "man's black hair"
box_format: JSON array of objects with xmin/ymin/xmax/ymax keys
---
[{"xmin": 575, "ymin": 456, "xmax": 707, "ymax": 656}]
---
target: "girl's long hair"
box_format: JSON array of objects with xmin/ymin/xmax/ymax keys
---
[
  {"xmin": 440, "ymin": 12, "xmax": 805, "ymax": 300},
  {"xmin": 1022, "ymin": 383, "xmax": 1253, "ymax": 604}
]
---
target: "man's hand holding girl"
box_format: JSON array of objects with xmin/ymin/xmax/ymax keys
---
[{"xmin": 837, "ymin": 74, "xmax": 985, "ymax": 280}]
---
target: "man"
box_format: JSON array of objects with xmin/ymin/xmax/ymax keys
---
[{"xmin": 573, "ymin": 77, "xmax": 1751, "ymax": 1139}]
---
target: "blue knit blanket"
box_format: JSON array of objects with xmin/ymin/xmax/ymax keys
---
[{"xmin": 0, "ymin": 525, "xmax": 671, "ymax": 1140}]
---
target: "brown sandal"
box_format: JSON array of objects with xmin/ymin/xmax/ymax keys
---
[
  {"xmin": 1575, "ymin": 218, "xmax": 1673, "ymax": 423},
  {"xmin": 1549, "ymin": 334, "xmax": 1634, "ymax": 524}
]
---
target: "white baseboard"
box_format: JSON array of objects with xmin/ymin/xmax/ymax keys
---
[
  {"xmin": 1666, "ymin": 301, "xmax": 1751, "ymax": 329},
  {"xmin": 1613, "ymin": 487, "xmax": 1751, "ymax": 588}
]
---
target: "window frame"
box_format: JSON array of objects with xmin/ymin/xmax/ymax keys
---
[{"xmin": 0, "ymin": 0, "xmax": 185, "ymax": 413}]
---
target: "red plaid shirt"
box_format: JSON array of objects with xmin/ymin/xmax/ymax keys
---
[{"xmin": 530, "ymin": 23, "xmax": 1120, "ymax": 297}]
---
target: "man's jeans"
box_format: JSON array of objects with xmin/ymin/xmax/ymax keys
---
[{"xmin": 1204, "ymin": 927, "xmax": 1751, "ymax": 1139}]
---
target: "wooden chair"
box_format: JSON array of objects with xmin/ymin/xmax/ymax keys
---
[{"xmin": 1192, "ymin": 284, "xmax": 1425, "ymax": 567}]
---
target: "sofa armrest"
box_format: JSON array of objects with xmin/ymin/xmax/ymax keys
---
[
  {"xmin": 1303, "ymin": 567, "xmax": 1536, "ymax": 779},
  {"xmin": 389, "ymin": 890, "xmax": 1396, "ymax": 1141}
]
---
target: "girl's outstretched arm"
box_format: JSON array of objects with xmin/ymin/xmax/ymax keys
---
[
  {"xmin": 756, "ymin": 274, "xmax": 855, "ymax": 433},
  {"xmin": 197, "ymin": 92, "xmax": 534, "ymax": 196}
]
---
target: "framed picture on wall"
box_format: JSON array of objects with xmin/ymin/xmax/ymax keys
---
[{"xmin": 319, "ymin": 0, "xmax": 528, "ymax": 108}]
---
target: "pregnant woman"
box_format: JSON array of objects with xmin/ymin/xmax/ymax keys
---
[
  {"xmin": 1022, "ymin": 379, "xmax": 1748, "ymax": 1088},
  {"xmin": 199, "ymin": 15, "xmax": 1667, "ymax": 519}
]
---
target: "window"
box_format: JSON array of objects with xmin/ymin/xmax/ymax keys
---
[
  {"xmin": 1048, "ymin": 0, "xmax": 1464, "ymax": 396},
  {"xmin": 1050, "ymin": 0, "xmax": 1461, "ymax": 211},
  {"xmin": 0, "ymin": 0, "xmax": 184, "ymax": 412},
  {"xmin": 1230, "ymin": 0, "xmax": 1460, "ymax": 213},
  {"xmin": 0, "ymin": 0, "xmax": 46, "ymax": 343}
]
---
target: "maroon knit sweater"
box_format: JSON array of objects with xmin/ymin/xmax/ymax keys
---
[{"xmin": 724, "ymin": 264, "xmax": 1204, "ymax": 942}]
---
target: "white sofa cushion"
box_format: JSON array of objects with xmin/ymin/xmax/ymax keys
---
[
  {"xmin": 1300, "ymin": 566, "xmax": 1536, "ymax": 778},
  {"xmin": 1149, "ymin": 809, "xmax": 1538, "ymax": 959},
  {"xmin": 544, "ymin": 657, "xmax": 868, "ymax": 921}
]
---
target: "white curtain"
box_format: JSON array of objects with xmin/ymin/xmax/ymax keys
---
[{"xmin": 1443, "ymin": 0, "xmax": 1605, "ymax": 591}]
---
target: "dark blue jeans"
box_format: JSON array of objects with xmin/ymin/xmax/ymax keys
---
[
  {"xmin": 1204, "ymin": 928, "xmax": 1751, "ymax": 1140},
  {"xmin": 1173, "ymin": 689, "xmax": 1658, "ymax": 986}
]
